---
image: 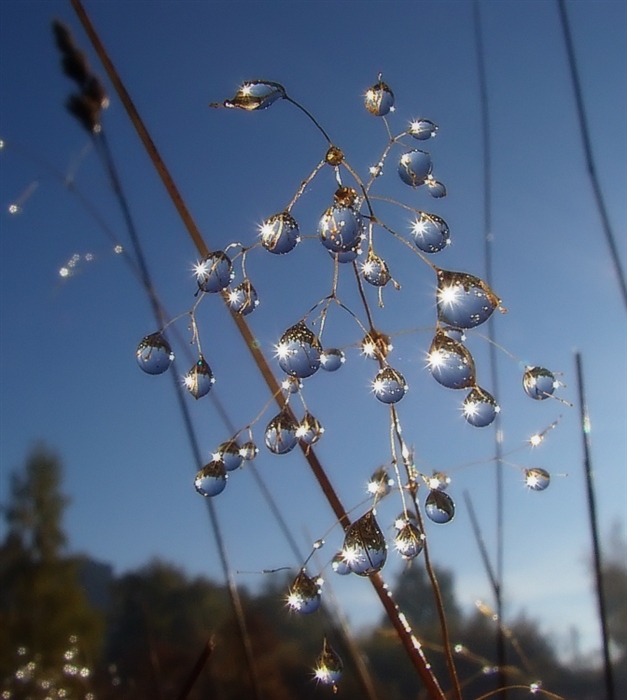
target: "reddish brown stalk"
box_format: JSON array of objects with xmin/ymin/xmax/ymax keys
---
[{"xmin": 176, "ymin": 638, "xmax": 215, "ymax": 700}]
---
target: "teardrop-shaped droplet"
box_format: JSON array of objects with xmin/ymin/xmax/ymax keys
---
[
  {"xmin": 463, "ymin": 387, "xmax": 500, "ymax": 428},
  {"xmin": 314, "ymin": 637, "xmax": 343, "ymax": 687},
  {"xmin": 331, "ymin": 552, "xmax": 351, "ymax": 576},
  {"xmin": 411, "ymin": 212, "xmax": 450, "ymax": 253},
  {"xmin": 318, "ymin": 204, "xmax": 365, "ymax": 253},
  {"xmin": 217, "ymin": 440, "xmax": 243, "ymax": 472},
  {"xmin": 239, "ymin": 441, "xmax": 259, "ymax": 461},
  {"xmin": 297, "ymin": 412, "xmax": 324, "ymax": 446},
  {"xmin": 409, "ymin": 119, "xmax": 438, "ymax": 140},
  {"xmin": 320, "ymin": 348, "xmax": 345, "ymax": 372},
  {"xmin": 427, "ymin": 472, "xmax": 451, "ymax": 491},
  {"xmin": 287, "ymin": 570, "xmax": 321, "ymax": 614},
  {"xmin": 427, "ymin": 178, "xmax": 447, "ymax": 198},
  {"xmin": 276, "ymin": 322, "xmax": 322, "ymax": 378},
  {"xmin": 428, "ymin": 330, "xmax": 476, "ymax": 389},
  {"xmin": 523, "ymin": 367, "xmax": 557, "ymax": 401},
  {"xmin": 222, "ymin": 80, "xmax": 286, "ymax": 111},
  {"xmin": 362, "ymin": 250, "xmax": 391, "ymax": 287},
  {"xmin": 184, "ymin": 356, "xmax": 215, "ymax": 399},
  {"xmin": 281, "ymin": 376, "xmax": 303, "ymax": 394},
  {"xmin": 395, "ymin": 522, "xmax": 425, "ymax": 559},
  {"xmin": 227, "ymin": 279, "xmax": 259, "ymax": 316},
  {"xmin": 373, "ymin": 367, "xmax": 407, "ymax": 404},
  {"xmin": 260, "ymin": 212, "xmax": 301, "ymax": 254},
  {"xmin": 194, "ymin": 460, "xmax": 227, "ymax": 497},
  {"xmin": 361, "ymin": 330, "xmax": 393, "ymax": 361},
  {"xmin": 342, "ymin": 511, "xmax": 387, "ymax": 576},
  {"xmin": 136, "ymin": 332, "xmax": 174, "ymax": 375},
  {"xmin": 365, "ymin": 80, "xmax": 394, "ymax": 116},
  {"xmin": 525, "ymin": 467, "xmax": 551, "ymax": 491},
  {"xmin": 425, "ymin": 490, "xmax": 455, "ymax": 524},
  {"xmin": 437, "ymin": 270, "xmax": 501, "ymax": 329},
  {"xmin": 398, "ymin": 150, "xmax": 433, "ymax": 187},
  {"xmin": 264, "ymin": 410, "xmax": 299, "ymax": 454},
  {"xmin": 194, "ymin": 251, "xmax": 234, "ymax": 293},
  {"xmin": 367, "ymin": 466, "xmax": 394, "ymax": 498}
]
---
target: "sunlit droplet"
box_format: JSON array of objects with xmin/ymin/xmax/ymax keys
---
[
  {"xmin": 361, "ymin": 330, "xmax": 392, "ymax": 360},
  {"xmin": 217, "ymin": 440, "xmax": 243, "ymax": 471},
  {"xmin": 342, "ymin": 511, "xmax": 387, "ymax": 576},
  {"xmin": 398, "ymin": 150, "xmax": 433, "ymax": 187},
  {"xmin": 276, "ymin": 322, "xmax": 322, "ymax": 378},
  {"xmin": 239, "ymin": 441, "xmax": 259, "ymax": 461},
  {"xmin": 318, "ymin": 204, "xmax": 365, "ymax": 253},
  {"xmin": 334, "ymin": 186, "xmax": 358, "ymax": 208},
  {"xmin": 395, "ymin": 522, "xmax": 425, "ymax": 559},
  {"xmin": 314, "ymin": 637, "xmax": 343, "ymax": 688},
  {"xmin": 194, "ymin": 461, "xmax": 227, "ymax": 497},
  {"xmin": 525, "ymin": 467, "xmax": 551, "ymax": 491},
  {"xmin": 325, "ymin": 146, "xmax": 344, "ymax": 166},
  {"xmin": 437, "ymin": 269, "xmax": 501, "ymax": 329},
  {"xmin": 136, "ymin": 332, "xmax": 174, "ymax": 375},
  {"xmin": 320, "ymin": 348, "xmax": 345, "ymax": 372},
  {"xmin": 194, "ymin": 251, "xmax": 234, "ymax": 293},
  {"xmin": 287, "ymin": 569, "xmax": 321, "ymax": 614},
  {"xmin": 260, "ymin": 212, "xmax": 301, "ymax": 254},
  {"xmin": 227, "ymin": 279, "xmax": 259, "ymax": 315},
  {"xmin": 367, "ymin": 466, "xmax": 394, "ymax": 498},
  {"xmin": 331, "ymin": 552, "xmax": 351, "ymax": 576},
  {"xmin": 463, "ymin": 387, "xmax": 500, "ymax": 427},
  {"xmin": 409, "ymin": 119, "xmax": 438, "ymax": 140},
  {"xmin": 184, "ymin": 356, "xmax": 215, "ymax": 399},
  {"xmin": 372, "ymin": 366, "xmax": 407, "ymax": 404},
  {"xmin": 362, "ymin": 250, "xmax": 392, "ymax": 287},
  {"xmin": 523, "ymin": 367, "xmax": 557, "ymax": 401},
  {"xmin": 411, "ymin": 212, "xmax": 450, "ymax": 253},
  {"xmin": 425, "ymin": 490, "xmax": 455, "ymax": 523},
  {"xmin": 428, "ymin": 330, "xmax": 476, "ymax": 389},
  {"xmin": 265, "ymin": 410, "xmax": 299, "ymax": 454},
  {"xmin": 365, "ymin": 80, "xmax": 394, "ymax": 116},
  {"xmin": 220, "ymin": 80, "xmax": 286, "ymax": 111},
  {"xmin": 296, "ymin": 411, "xmax": 324, "ymax": 446},
  {"xmin": 426, "ymin": 178, "xmax": 447, "ymax": 198},
  {"xmin": 281, "ymin": 376, "xmax": 303, "ymax": 394}
]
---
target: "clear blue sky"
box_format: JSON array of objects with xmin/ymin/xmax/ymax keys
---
[{"xmin": 1, "ymin": 0, "xmax": 625, "ymax": 668}]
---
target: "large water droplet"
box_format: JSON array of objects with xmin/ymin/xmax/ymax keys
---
[
  {"xmin": 523, "ymin": 367, "xmax": 557, "ymax": 401},
  {"xmin": 365, "ymin": 80, "xmax": 394, "ymax": 116},
  {"xmin": 239, "ymin": 441, "xmax": 259, "ymax": 461},
  {"xmin": 320, "ymin": 348, "xmax": 345, "ymax": 372},
  {"xmin": 463, "ymin": 387, "xmax": 499, "ymax": 427},
  {"xmin": 296, "ymin": 412, "xmax": 324, "ymax": 446},
  {"xmin": 194, "ymin": 251, "xmax": 234, "ymax": 293},
  {"xmin": 331, "ymin": 552, "xmax": 351, "ymax": 576},
  {"xmin": 264, "ymin": 410, "xmax": 299, "ymax": 454},
  {"xmin": 217, "ymin": 440, "xmax": 243, "ymax": 472},
  {"xmin": 362, "ymin": 250, "xmax": 392, "ymax": 287},
  {"xmin": 398, "ymin": 150, "xmax": 433, "ymax": 187},
  {"xmin": 437, "ymin": 270, "xmax": 500, "ymax": 329},
  {"xmin": 184, "ymin": 356, "xmax": 215, "ymax": 399},
  {"xmin": 409, "ymin": 119, "xmax": 438, "ymax": 140},
  {"xmin": 342, "ymin": 511, "xmax": 387, "ymax": 576},
  {"xmin": 287, "ymin": 570, "xmax": 321, "ymax": 614},
  {"xmin": 260, "ymin": 212, "xmax": 300, "ymax": 254},
  {"xmin": 227, "ymin": 279, "xmax": 259, "ymax": 316},
  {"xmin": 428, "ymin": 330, "xmax": 476, "ymax": 389},
  {"xmin": 367, "ymin": 466, "xmax": 394, "ymax": 498},
  {"xmin": 425, "ymin": 490, "xmax": 455, "ymax": 523},
  {"xmin": 194, "ymin": 461, "xmax": 227, "ymax": 497},
  {"xmin": 395, "ymin": 522, "xmax": 425, "ymax": 559},
  {"xmin": 314, "ymin": 638, "xmax": 343, "ymax": 687},
  {"xmin": 276, "ymin": 322, "xmax": 322, "ymax": 378},
  {"xmin": 136, "ymin": 332, "xmax": 174, "ymax": 375},
  {"xmin": 319, "ymin": 205, "xmax": 365, "ymax": 253},
  {"xmin": 372, "ymin": 367, "xmax": 407, "ymax": 404},
  {"xmin": 411, "ymin": 212, "xmax": 450, "ymax": 253},
  {"xmin": 221, "ymin": 80, "xmax": 286, "ymax": 111},
  {"xmin": 525, "ymin": 467, "xmax": 551, "ymax": 491}
]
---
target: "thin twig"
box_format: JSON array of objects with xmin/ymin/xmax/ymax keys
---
[{"xmin": 176, "ymin": 638, "xmax": 215, "ymax": 700}]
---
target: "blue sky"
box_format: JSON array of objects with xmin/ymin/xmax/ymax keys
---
[{"xmin": 1, "ymin": 0, "xmax": 625, "ymax": 669}]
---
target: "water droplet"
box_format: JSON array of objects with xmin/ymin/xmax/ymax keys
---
[
  {"xmin": 221, "ymin": 80, "xmax": 286, "ymax": 111},
  {"xmin": 361, "ymin": 330, "xmax": 393, "ymax": 360},
  {"xmin": 286, "ymin": 569, "xmax": 321, "ymax": 614},
  {"xmin": 314, "ymin": 637, "xmax": 343, "ymax": 687},
  {"xmin": 398, "ymin": 150, "xmax": 433, "ymax": 187},
  {"xmin": 239, "ymin": 441, "xmax": 259, "ymax": 461},
  {"xmin": 428, "ymin": 330, "xmax": 476, "ymax": 389},
  {"xmin": 334, "ymin": 186, "xmax": 358, "ymax": 208},
  {"xmin": 276, "ymin": 322, "xmax": 322, "ymax": 378},
  {"xmin": 523, "ymin": 367, "xmax": 557, "ymax": 401},
  {"xmin": 281, "ymin": 376, "xmax": 303, "ymax": 394},
  {"xmin": 395, "ymin": 522, "xmax": 425, "ymax": 559},
  {"xmin": 409, "ymin": 119, "xmax": 438, "ymax": 140},
  {"xmin": 319, "ymin": 204, "xmax": 365, "ymax": 253},
  {"xmin": 427, "ymin": 178, "xmax": 447, "ymax": 198},
  {"xmin": 320, "ymin": 348, "xmax": 345, "ymax": 372},
  {"xmin": 217, "ymin": 440, "xmax": 243, "ymax": 471},
  {"xmin": 136, "ymin": 332, "xmax": 174, "ymax": 375},
  {"xmin": 227, "ymin": 279, "xmax": 259, "ymax": 316},
  {"xmin": 331, "ymin": 552, "xmax": 351, "ymax": 575},
  {"xmin": 373, "ymin": 367, "xmax": 407, "ymax": 404},
  {"xmin": 296, "ymin": 411, "xmax": 324, "ymax": 445},
  {"xmin": 411, "ymin": 212, "xmax": 450, "ymax": 253},
  {"xmin": 264, "ymin": 410, "xmax": 299, "ymax": 454},
  {"xmin": 463, "ymin": 387, "xmax": 499, "ymax": 427},
  {"xmin": 184, "ymin": 356, "xmax": 215, "ymax": 399},
  {"xmin": 437, "ymin": 270, "xmax": 501, "ymax": 329},
  {"xmin": 342, "ymin": 511, "xmax": 387, "ymax": 576},
  {"xmin": 425, "ymin": 490, "xmax": 455, "ymax": 523},
  {"xmin": 365, "ymin": 80, "xmax": 394, "ymax": 116},
  {"xmin": 525, "ymin": 467, "xmax": 551, "ymax": 491},
  {"xmin": 260, "ymin": 212, "xmax": 300, "ymax": 254},
  {"xmin": 427, "ymin": 472, "xmax": 451, "ymax": 491},
  {"xmin": 367, "ymin": 466, "xmax": 394, "ymax": 498},
  {"xmin": 362, "ymin": 250, "xmax": 391, "ymax": 287},
  {"xmin": 325, "ymin": 146, "xmax": 344, "ymax": 166},
  {"xmin": 194, "ymin": 251, "xmax": 233, "ymax": 293},
  {"xmin": 194, "ymin": 461, "xmax": 227, "ymax": 497}
]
